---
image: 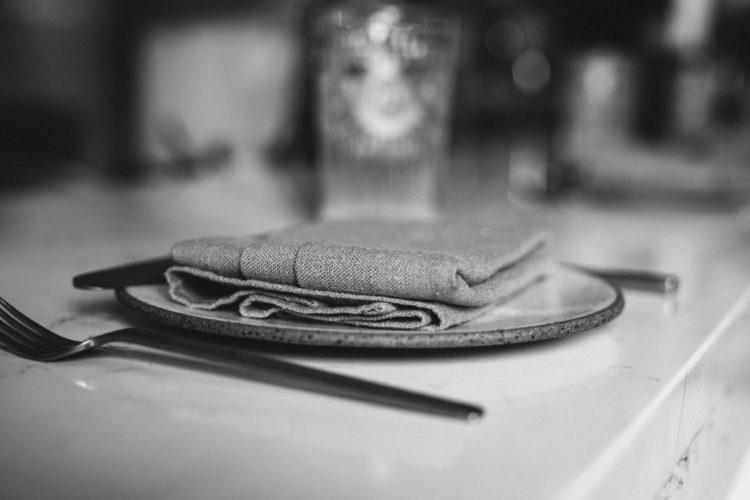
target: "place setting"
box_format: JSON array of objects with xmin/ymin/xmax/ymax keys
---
[
  {"xmin": 0, "ymin": 214, "xmax": 646, "ymax": 423},
  {"xmin": 88, "ymin": 218, "xmax": 625, "ymax": 349}
]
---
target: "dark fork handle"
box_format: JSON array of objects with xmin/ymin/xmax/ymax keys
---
[{"xmin": 95, "ymin": 327, "xmax": 483, "ymax": 422}]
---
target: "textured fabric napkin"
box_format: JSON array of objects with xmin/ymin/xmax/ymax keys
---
[{"xmin": 166, "ymin": 219, "xmax": 548, "ymax": 330}]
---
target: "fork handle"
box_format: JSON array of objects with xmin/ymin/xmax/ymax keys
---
[{"xmin": 96, "ymin": 328, "xmax": 482, "ymax": 422}]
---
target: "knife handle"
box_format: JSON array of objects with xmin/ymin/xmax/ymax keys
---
[{"xmin": 567, "ymin": 263, "xmax": 679, "ymax": 295}]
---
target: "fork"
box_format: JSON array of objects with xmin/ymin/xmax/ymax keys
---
[{"xmin": 0, "ymin": 296, "xmax": 482, "ymax": 422}]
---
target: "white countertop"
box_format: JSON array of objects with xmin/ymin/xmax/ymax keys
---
[{"xmin": 2, "ymin": 162, "xmax": 750, "ymax": 500}]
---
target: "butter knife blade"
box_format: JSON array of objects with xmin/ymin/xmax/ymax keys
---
[{"xmin": 73, "ymin": 256, "xmax": 172, "ymax": 290}]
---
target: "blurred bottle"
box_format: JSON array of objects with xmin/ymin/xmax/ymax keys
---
[{"xmin": 549, "ymin": 0, "xmax": 668, "ymax": 185}]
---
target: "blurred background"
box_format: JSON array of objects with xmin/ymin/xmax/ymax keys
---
[{"xmin": 2, "ymin": 0, "xmax": 750, "ymax": 209}]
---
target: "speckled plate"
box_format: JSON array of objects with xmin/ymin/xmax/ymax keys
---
[{"xmin": 115, "ymin": 265, "xmax": 624, "ymax": 349}]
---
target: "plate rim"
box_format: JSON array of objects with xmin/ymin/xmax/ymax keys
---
[{"xmin": 115, "ymin": 266, "xmax": 624, "ymax": 349}]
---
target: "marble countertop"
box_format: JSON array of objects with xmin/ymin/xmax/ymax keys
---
[{"xmin": 2, "ymin": 164, "xmax": 750, "ymax": 500}]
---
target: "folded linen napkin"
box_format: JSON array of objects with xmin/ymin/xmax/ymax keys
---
[{"xmin": 166, "ymin": 219, "xmax": 549, "ymax": 330}]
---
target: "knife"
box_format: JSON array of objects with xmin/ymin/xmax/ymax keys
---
[{"xmin": 73, "ymin": 256, "xmax": 679, "ymax": 294}]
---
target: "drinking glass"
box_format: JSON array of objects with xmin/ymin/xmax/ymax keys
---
[{"xmin": 313, "ymin": 2, "xmax": 461, "ymax": 219}]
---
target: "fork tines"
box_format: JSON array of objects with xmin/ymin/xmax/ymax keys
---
[{"xmin": 0, "ymin": 297, "xmax": 77, "ymax": 360}]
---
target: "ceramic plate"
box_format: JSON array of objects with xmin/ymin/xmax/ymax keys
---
[{"xmin": 116, "ymin": 265, "xmax": 624, "ymax": 349}]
